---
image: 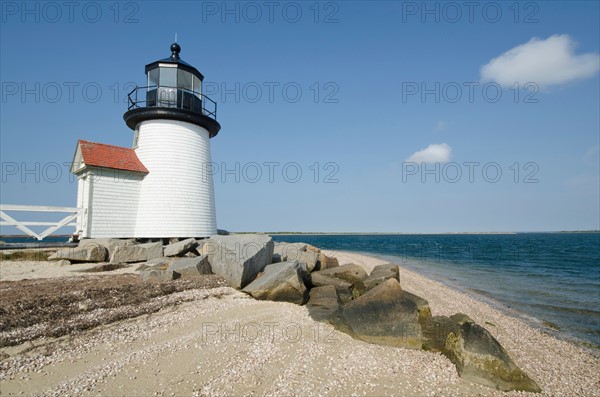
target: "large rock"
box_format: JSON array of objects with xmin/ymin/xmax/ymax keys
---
[
  {"xmin": 194, "ymin": 240, "xmax": 205, "ymax": 254},
  {"xmin": 167, "ymin": 255, "xmax": 212, "ymax": 277},
  {"xmin": 306, "ymin": 285, "xmax": 340, "ymax": 322},
  {"xmin": 421, "ymin": 315, "xmax": 461, "ymax": 351},
  {"xmin": 310, "ymin": 264, "xmax": 369, "ymax": 303},
  {"xmin": 242, "ymin": 261, "xmax": 308, "ymax": 304},
  {"xmin": 313, "ymin": 259, "xmax": 402, "ymax": 300},
  {"xmin": 298, "ymin": 250, "xmax": 320, "ymax": 272},
  {"xmin": 402, "ymin": 291, "xmax": 432, "ymax": 322},
  {"xmin": 318, "ymin": 253, "xmax": 339, "ymax": 270},
  {"xmin": 201, "ymin": 234, "xmax": 274, "ymax": 288},
  {"xmin": 310, "ymin": 272, "xmax": 355, "ymax": 304},
  {"xmin": 363, "ymin": 263, "xmax": 399, "ymax": 291},
  {"xmin": 272, "ymin": 242, "xmax": 320, "ymax": 271},
  {"xmin": 421, "ymin": 314, "xmax": 474, "ymax": 352},
  {"xmin": 49, "ymin": 245, "xmax": 107, "ymax": 262},
  {"xmin": 333, "ymin": 278, "xmax": 422, "ymax": 349},
  {"xmin": 145, "ymin": 257, "xmax": 173, "ymax": 268},
  {"xmin": 450, "ymin": 313, "xmax": 474, "ymax": 325},
  {"xmin": 272, "ymin": 242, "xmax": 307, "ymax": 263},
  {"xmin": 164, "ymin": 238, "xmax": 198, "ymax": 257},
  {"xmin": 312, "ymin": 264, "xmax": 368, "ymax": 285},
  {"xmin": 111, "ymin": 242, "xmax": 163, "ymax": 263},
  {"xmin": 140, "ymin": 269, "xmax": 179, "ymax": 282},
  {"xmin": 305, "ymin": 244, "xmax": 321, "ymax": 253},
  {"xmin": 79, "ymin": 238, "xmax": 135, "ymax": 253},
  {"xmin": 444, "ymin": 322, "xmax": 541, "ymax": 392}
]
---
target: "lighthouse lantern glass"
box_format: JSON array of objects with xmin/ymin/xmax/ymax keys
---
[
  {"xmin": 159, "ymin": 66, "xmax": 177, "ymax": 87},
  {"xmin": 193, "ymin": 75, "xmax": 202, "ymax": 96},
  {"xmin": 142, "ymin": 49, "xmax": 204, "ymax": 113},
  {"xmin": 148, "ymin": 68, "xmax": 159, "ymax": 87},
  {"xmin": 177, "ymin": 69, "xmax": 193, "ymax": 91}
]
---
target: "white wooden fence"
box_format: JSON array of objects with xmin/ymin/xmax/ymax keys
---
[{"xmin": 0, "ymin": 205, "xmax": 85, "ymax": 241}]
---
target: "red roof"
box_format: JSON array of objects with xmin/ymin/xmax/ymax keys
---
[{"xmin": 77, "ymin": 140, "xmax": 148, "ymax": 173}]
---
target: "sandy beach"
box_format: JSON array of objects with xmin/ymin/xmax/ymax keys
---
[{"xmin": 1, "ymin": 250, "xmax": 598, "ymax": 396}]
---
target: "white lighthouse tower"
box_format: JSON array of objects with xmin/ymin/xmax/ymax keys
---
[{"xmin": 123, "ymin": 43, "xmax": 221, "ymax": 238}]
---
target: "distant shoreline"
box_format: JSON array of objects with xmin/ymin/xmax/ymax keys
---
[
  {"xmin": 246, "ymin": 230, "xmax": 600, "ymax": 235},
  {"xmin": 1, "ymin": 230, "xmax": 599, "ymax": 241}
]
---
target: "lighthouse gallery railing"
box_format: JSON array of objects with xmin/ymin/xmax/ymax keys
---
[{"xmin": 127, "ymin": 85, "xmax": 217, "ymax": 120}]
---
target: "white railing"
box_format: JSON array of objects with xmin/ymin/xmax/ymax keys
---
[{"xmin": 0, "ymin": 204, "xmax": 85, "ymax": 241}]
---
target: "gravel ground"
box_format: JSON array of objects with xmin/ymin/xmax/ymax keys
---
[
  {"xmin": 0, "ymin": 252, "xmax": 598, "ymax": 396},
  {"xmin": 0, "ymin": 259, "xmax": 139, "ymax": 281},
  {"xmin": 0, "ymin": 274, "xmax": 228, "ymax": 347}
]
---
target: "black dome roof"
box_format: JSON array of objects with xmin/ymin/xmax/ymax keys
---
[{"xmin": 144, "ymin": 42, "xmax": 204, "ymax": 81}]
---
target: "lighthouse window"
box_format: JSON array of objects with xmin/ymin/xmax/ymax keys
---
[
  {"xmin": 148, "ymin": 68, "xmax": 159, "ymax": 87},
  {"xmin": 133, "ymin": 128, "xmax": 139, "ymax": 148},
  {"xmin": 160, "ymin": 67, "xmax": 177, "ymax": 88},
  {"xmin": 177, "ymin": 70, "xmax": 193, "ymax": 91},
  {"xmin": 193, "ymin": 75, "xmax": 202, "ymax": 96}
]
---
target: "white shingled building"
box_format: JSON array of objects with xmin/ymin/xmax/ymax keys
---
[{"xmin": 71, "ymin": 43, "xmax": 221, "ymax": 239}]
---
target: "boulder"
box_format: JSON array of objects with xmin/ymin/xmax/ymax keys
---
[
  {"xmin": 193, "ymin": 240, "xmax": 205, "ymax": 255},
  {"xmin": 140, "ymin": 269, "xmax": 179, "ymax": 282},
  {"xmin": 421, "ymin": 315, "xmax": 461, "ymax": 351},
  {"xmin": 444, "ymin": 322, "xmax": 541, "ymax": 393},
  {"xmin": 312, "ymin": 264, "xmax": 368, "ymax": 285},
  {"xmin": 298, "ymin": 250, "xmax": 320, "ymax": 272},
  {"xmin": 272, "ymin": 242, "xmax": 307, "ymax": 263},
  {"xmin": 271, "ymin": 243, "xmax": 323, "ymax": 271},
  {"xmin": 305, "ymin": 244, "xmax": 321, "ymax": 253},
  {"xmin": 164, "ymin": 238, "xmax": 198, "ymax": 257},
  {"xmin": 310, "ymin": 272, "xmax": 355, "ymax": 303},
  {"xmin": 145, "ymin": 257, "xmax": 173, "ymax": 268},
  {"xmin": 49, "ymin": 245, "xmax": 107, "ymax": 262},
  {"xmin": 167, "ymin": 255, "xmax": 212, "ymax": 278},
  {"xmin": 306, "ymin": 285, "xmax": 340, "ymax": 322},
  {"xmin": 421, "ymin": 313, "xmax": 475, "ymax": 352},
  {"xmin": 310, "ymin": 264, "xmax": 368, "ymax": 303},
  {"xmin": 318, "ymin": 253, "xmax": 339, "ymax": 270},
  {"xmin": 450, "ymin": 313, "xmax": 474, "ymax": 325},
  {"xmin": 111, "ymin": 242, "xmax": 163, "ymax": 263},
  {"xmin": 363, "ymin": 263, "xmax": 399, "ymax": 291},
  {"xmin": 201, "ymin": 234, "xmax": 274, "ymax": 288},
  {"xmin": 79, "ymin": 238, "xmax": 135, "ymax": 253},
  {"xmin": 402, "ymin": 291, "xmax": 432, "ymax": 322},
  {"xmin": 242, "ymin": 261, "xmax": 308, "ymax": 304},
  {"xmin": 310, "ymin": 272, "xmax": 352, "ymax": 290},
  {"xmin": 333, "ymin": 279, "xmax": 422, "ymax": 349}
]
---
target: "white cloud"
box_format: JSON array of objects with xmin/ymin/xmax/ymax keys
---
[
  {"xmin": 406, "ymin": 143, "xmax": 452, "ymax": 164},
  {"xmin": 480, "ymin": 34, "xmax": 600, "ymax": 89},
  {"xmin": 433, "ymin": 121, "xmax": 448, "ymax": 132}
]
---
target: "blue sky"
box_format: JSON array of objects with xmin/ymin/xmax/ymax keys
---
[{"xmin": 1, "ymin": 1, "xmax": 599, "ymax": 233}]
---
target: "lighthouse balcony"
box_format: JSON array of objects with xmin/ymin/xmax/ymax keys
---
[
  {"xmin": 127, "ymin": 85, "xmax": 217, "ymax": 119},
  {"xmin": 124, "ymin": 85, "xmax": 221, "ymax": 137}
]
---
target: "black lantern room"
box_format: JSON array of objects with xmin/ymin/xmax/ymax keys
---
[{"xmin": 124, "ymin": 43, "xmax": 220, "ymax": 137}]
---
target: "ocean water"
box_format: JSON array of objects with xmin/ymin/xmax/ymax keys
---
[
  {"xmin": 272, "ymin": 233, "xmax": 600, "ymax": 347},
  {"xmin": 0, "ymin": 235, "xmax": 74, "ymax": 249}
]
